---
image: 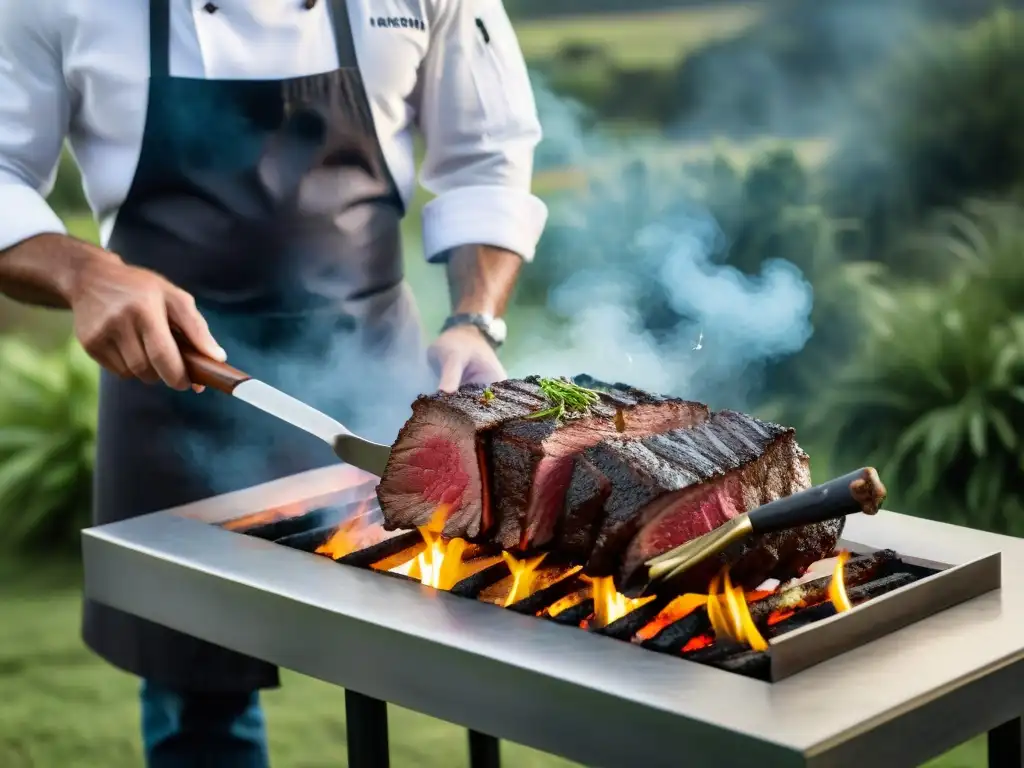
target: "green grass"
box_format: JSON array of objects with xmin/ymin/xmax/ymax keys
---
[
  {"xmin": 515, "ymin": 6, "xmax": 765, "ymax": 67},
  {"xmin": 0, "ymin": 555, "xmax": 990, "ymax": 767}
]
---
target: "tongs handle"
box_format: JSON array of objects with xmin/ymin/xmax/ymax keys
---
[{"xmin": 747, "ymin": 467, "xmax": 885, "ymax": 535}]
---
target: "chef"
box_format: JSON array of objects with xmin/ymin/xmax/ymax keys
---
[{"xmin": 0, "ymin": 0, "xmax": 546, "ymax": 764}]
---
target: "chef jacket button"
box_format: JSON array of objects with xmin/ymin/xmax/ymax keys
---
[
  {"xmin": 303, "ymin": 0, "xmax": 317, "ymax": 8},
  {"xmin": 203, "ymin": 2, "xmax": 218, "ymax": 13}
]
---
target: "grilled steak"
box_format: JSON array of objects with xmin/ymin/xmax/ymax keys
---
[
  {"xmin": 575, "ymin": 411, "xmax": 838, "ymax": 590},
  {"xmin": 378, "ymin": 379, "xmax": 548, "ymax": 539},
  {"xmin": 378, "ymin": 376, "xmax": 708, "ymax": 542},
  {"xmin": 557, "ymin": 456, "xmax": 611, "ymax": 558},
  {"xmin": 490, "ymin": 379, "xmax": 709, "ymax": 550}
]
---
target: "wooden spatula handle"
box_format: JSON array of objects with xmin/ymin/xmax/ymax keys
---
[{"xmin": 181, "ymin": 348, "xmax": 251, "ymax": 394}]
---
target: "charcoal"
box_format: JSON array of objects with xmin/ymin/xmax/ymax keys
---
[
  {"xmin": 235, "ymin": 506, "xmax": 347, "ymax": 542},
  {"xmin": 506, "ymin": 572, "xmax": 586, "ymax": 615},
  {"xmin": 594, "ymin": 593, "xmax": 675, "ymax": 641},
  {"xmin": 275, "ymin": 524, "xmax": 340, "ymax": 553},
  {"xmin": 336, "ymin": 531, "xmax": 422, "ymax": 569},
  {"xmin": 682, "ymin": 639, "xmax": 749, "ymax": 665},
  {"xmin": 450, "ymin": 562, "xmax": 510, "ymax": 599},
  {"xmin": 376, "ymin": 570, "xmax": 420, "ymax": 584},
  {"xmin": 641, "ymin": 612, "xmax": 712, "ymax": 655},
  {"xmin": 547, "ymin": 599, "xmax": 595, "ymax": 627},
  {"xmin": 767, "ymin": 572, "xmax": 916, "ymax": 638},
  {"xmin": 747, "ymin": 549, "xmax": 898, "ymax": 625},
  {"xmin": 708, "ymin": 650, "xmax": 771, "ymax": 680}
]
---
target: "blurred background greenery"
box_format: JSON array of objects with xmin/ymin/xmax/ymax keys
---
[{"xmin": 2, "ymin": 1, "xmax": 1022, "ymax": 765}]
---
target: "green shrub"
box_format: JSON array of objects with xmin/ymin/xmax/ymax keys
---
[
  {"xmin": 0, "ymin": 337, "xmax": 98, "ymax": 553},
  {"xmin": 812, "ymin": 200, "xmax": 1024, "ymax": 533},
  {"xmin": 825, "ymin": 9, "xmax": 1024, "ymax": 271}
]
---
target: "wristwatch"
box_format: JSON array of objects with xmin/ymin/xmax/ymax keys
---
[{"xmin": 441, "ymin": 313, "xmax": 508, "ymax": 349}]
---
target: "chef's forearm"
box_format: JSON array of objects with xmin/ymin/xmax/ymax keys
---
[
  {"xmin": 444, "ymin": 244, "xmax": 523, "ymax": 316},
  {"xmin": 0, "ymin": 233, "xmax": 119, "ymax": 308}
]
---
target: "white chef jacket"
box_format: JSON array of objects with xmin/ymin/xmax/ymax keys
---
[{"xmin": 0, "ymin": 0, "xmax": 548, "ymax": 263}]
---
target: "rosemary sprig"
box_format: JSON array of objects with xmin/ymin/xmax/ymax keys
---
[{"xmin": 526, "ymin": 377, "xmax": 601, "ymax": 421}]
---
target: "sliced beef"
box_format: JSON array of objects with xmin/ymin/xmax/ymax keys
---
[
  {"xmin": 575, "ymin": 410, "xmax": 837, "ymax": 591},
  {"xmin": 489, "ymin": 380, "xmax": 709, "ymax": 550},
  {"xmin": 558, "ymin": 456, "xmax": 611, "ymax": 558},
  {"xmin": 378, "ymin": 379, "xmax": 550, "ymax": 539}
]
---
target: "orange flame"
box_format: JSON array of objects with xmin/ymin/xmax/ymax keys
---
[
  {"xmin": 222, "ymin": 502, "xmax": 306, "ymax": 531},
  {"xmin": 707, "ymin": 568, "xmax": 768, "ymax": 652},
  {"xmin": 587, "ymin": 576, "xmax": 655, "ymax": 629},
  {"xmin": 828, "ymin": 551, "xmax": 853, "ymax": 612},
  {"xmin": 315, "ymin": 508, "xmax": 377, "ymax": 560},
  {"xmin": 386, "ymin": 505, "xmax": 487, "ymax": 590},
  {"xmin": 501, "ymin": 552, "xmax": 548, "ymax": 607}
]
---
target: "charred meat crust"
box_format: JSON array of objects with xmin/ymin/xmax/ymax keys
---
[
  {"xmin": 587, "ymin": 411, "xmax": 796, "ymax": 576},
  {"xmin": 558, "ymin": 456, "xmax": 612, "ymax": 558}
]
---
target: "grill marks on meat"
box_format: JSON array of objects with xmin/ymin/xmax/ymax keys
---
[
  {"xmin": 380, "ymin": 376, "xmax": 707, "ymax": 543},
  {"xmin": 576, "ymin": 410, "xmax": 837, "ymax": 590},
  {"xmin": 378, "ymin": 379, "xmax": 548, "ymax": 538},
  {"xmin": 490, "ymin": 383, "xmax": 709, "ymax": 550},
  {"xmin": 380, "ymin": 377, "xmax": 841, "ymax": 595}
]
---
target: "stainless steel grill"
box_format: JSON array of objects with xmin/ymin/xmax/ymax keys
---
[{"xmin": 83, "ymin": 465, "xmax": 1024, "ymax": 768}]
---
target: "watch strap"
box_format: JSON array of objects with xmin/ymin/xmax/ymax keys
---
[{"xmin": 441, "ymin": 313, "xmax": 505, "ymax": 348}]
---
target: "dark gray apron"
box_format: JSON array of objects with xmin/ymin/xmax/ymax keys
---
[{"xmin": 83, "ymin": 0, "xmax": 432, "ymax": 693}]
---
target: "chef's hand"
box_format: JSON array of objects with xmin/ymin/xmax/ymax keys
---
[
  {"xmin": 68, "ymin": 248, "xmax": 226, "ymax": 391},
  {"xmin": 429, "ymin": 325, "xmax": 506, "ymax": 393}
]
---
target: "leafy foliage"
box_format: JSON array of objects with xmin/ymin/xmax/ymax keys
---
[
  {"xmin": 825, "ymin": 9, "xmax": 1024, "ymax": 270},
  {"xmin": 812, "ymin": 201, "xmax": 1024, "ymax": 533},
  {"xmin": 0, "ymin": 337, "xmax": 99, "ymax": 552}
]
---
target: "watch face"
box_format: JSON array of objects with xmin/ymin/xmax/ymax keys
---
[{"xmin": 488, "ymin": 317, "xmax": 508, "ymax": 344}]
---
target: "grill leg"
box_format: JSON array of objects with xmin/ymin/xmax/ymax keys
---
[
  {"xmin": 468, "ymin": 730, "xmax": 501, "ymax": 768},
  {"xmin": 989, "ymin": 717, "xmax": 1024, "ymax": 768},
  {"xmin": 345, "ymin": 690, "xmax": 390, "ymax": 768}
]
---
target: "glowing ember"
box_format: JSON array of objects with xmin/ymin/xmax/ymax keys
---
[
  {"xmin": 681, "ymin": 634, "xmax": 714, "ymax": 652},
  {"xmin": 634, "ymin": 593, "xmax": 706, "ymax": 642},
  {"xmin": 501, "ymin": 552, "xmax": 548, "ymax": 607},
  {"xmin": 222, "ymin": 502, "xmax": 305, "ymax": 531},
  {"xmin": 767, "ymin": 608, "xmax": 797, "ymax": 626},
  {"xmin": 588, "ymin": 576, "xmax": 655, "ymax": 629},
  {"xmin": 707, "ymin": 568, "xmax": 768, "ymax": 652},
  {"xmin": 828, "ymin": 551, "xmax": 853, "ymax": 612},
  {"xmin": 315, "ymin": 505, "xmax": 375, "ymax": 560}
]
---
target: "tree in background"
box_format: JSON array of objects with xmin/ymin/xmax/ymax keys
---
[{"xmin": 825, "ymin": 9, "xmax": 1024, "ymax": 273}]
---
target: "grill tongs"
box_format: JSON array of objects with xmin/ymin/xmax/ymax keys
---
[
  {"xmin": 633, "ymin": 468, "xmax": 887, "ymax": 597},
  {"xmin": 181, "ymin": 347, "xmax": 392, "ymax": 477}
]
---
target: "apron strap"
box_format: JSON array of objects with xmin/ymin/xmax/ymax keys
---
[
  {"xmin": 149, "ymin": 0, "xmax": 172, "ymax": 79},
  {"xmin": 327, "ymin": 0, "xmax": 359, "ymax": 69}
]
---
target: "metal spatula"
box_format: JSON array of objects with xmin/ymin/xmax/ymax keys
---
[{"xmin": 182, "ymin": 349, "xmax": 392, "ymax": 477}]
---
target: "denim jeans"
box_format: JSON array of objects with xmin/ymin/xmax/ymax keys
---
[{"xmin": 140, "ymin": 681, "xmax": 270, "ymax": 768}]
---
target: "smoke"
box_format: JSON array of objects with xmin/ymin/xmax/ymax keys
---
[
  {"xmin": 175, "ymin": 304, "xmax": 434, "ymax": 498},
  {"xmin": 509, "ymin": 73, "xmax": 813, "ymax": 407}
]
